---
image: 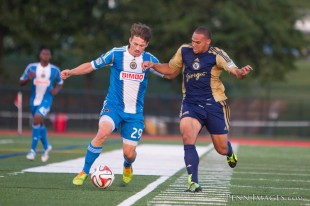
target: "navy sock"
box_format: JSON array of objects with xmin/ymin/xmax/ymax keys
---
[
  {"xmin": 82, "ymin": 143, "xmax": 102, "ymax": 174},
  {"xmin": 227, "ymin": 141, "xmax": 233, "ymax": 157},
  {"xmin": 184, "ymin": 144, "xmax": 199, "ymax": 183}
]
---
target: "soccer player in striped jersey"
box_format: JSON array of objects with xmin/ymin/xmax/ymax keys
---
[
  {"xmin": 143, "ymin": 26, "xmax": 252, "ymax": 192},
  {"xmin": 19, "ymin": 46, "xmax": 63, "ymax": 162},
  {"xmin": 61, "ymin": 23, "xmax": 171, "ymax": 186}
]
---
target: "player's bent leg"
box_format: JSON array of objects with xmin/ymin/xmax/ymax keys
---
[
  {"xmin": 40, "ymin": 124, "xmax": 52, "ymax": 162},
  {"xmin": 27, "ymin": 124, "xmax": 41, "ymax": 160},
  {"xmin": 211, "ymin": 134, "xmax": 238, "ymax": 168},
  {"xmin": 122, "ymin": 140, "xmax": 137, "ymax": 184},
  {"xmin": 211, "ymin": 134, "xmax": 229, "ymax": 155},
  {"xmin": 72, "ymin": 142, "xmax": 102, "ymax": 186},
  {"xmin": 72, "ymin": 122, "xmax": 113, "ymax": 186},
  {"xmin": 180, "ymin": 117, "xmax": 202, "ymax": 191}
]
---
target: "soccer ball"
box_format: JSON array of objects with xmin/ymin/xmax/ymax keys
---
[{"xmin": 91, "ymin": 165, "xmax": 115, "ymax": 189}]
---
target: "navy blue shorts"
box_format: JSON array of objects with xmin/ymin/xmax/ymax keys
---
[{"xmin": 180, "ymin": 99, "xmax": 230, "ymax": 134}]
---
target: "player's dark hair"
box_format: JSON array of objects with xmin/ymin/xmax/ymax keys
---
[
  {"xmin": 38, "ymin": 46, "xmax": 52, "ymax": 56},
  {"xmin": 130, "ymin": 23, "xmax": 152, "ymax": 43},
  {"xmin": 37, "ymin": 46, "xmax": 52, "ymax": 61},
  {"xmin": 194, "ymin": 26, "xmax": 212, "ymax": 40}
]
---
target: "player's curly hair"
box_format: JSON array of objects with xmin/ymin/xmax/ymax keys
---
[{"xmin": 130, "ymin": 23, "xmax": 152, "ymax": 43}]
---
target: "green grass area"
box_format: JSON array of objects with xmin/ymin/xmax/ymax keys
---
[
  {"xmin": 229, "ymin": 146, "xmax": 310, "ymax": 206},
  {"xmin": 0, "ymin": 134, "xmax": 309, "ymax": 206}
]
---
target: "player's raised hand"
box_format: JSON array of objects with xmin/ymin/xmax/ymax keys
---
[
  {"xmin": 60, "ymin": 69, "xmax": 72, "ymax": 80},
  {"xmin": 142, "ymin": 61, "xmax": 154, "ymax": 71}
]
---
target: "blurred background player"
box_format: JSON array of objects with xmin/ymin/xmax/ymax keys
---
[
  {"xmin": 61, "ymin": 23, "xmax": 171, "ymax": 186},
  {"xmin": 19, "ymin": 46, "xmax": 63, "ymax": 162},
  {"xmin": 143, "ymin": 26, "xmax": 252, "ymax": 192}
]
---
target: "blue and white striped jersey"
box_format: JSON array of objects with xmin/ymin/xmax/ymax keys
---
[
  {"xmin": 91, "ymin": 46, "xmax": 162, "ymax": 114},
  {"xmin": 20, "ymin": 63, "xmax": 63, "ymax": 106}
]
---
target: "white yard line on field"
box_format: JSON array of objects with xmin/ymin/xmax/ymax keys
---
[
  {"xmin": 22, "ymin": 144, "xmax": 213, "ymax": 176},
  {"xmin": 23, "ymin": 143, "xmax": 214, "ymax": 206},
  {"xmin": 0, "ymin": 139, "xmax": 14, "ymax": 144},
  {"xmin": 117, "ymin": 144, "xmax": 214, "ymax": 206},
  {"xmin": 147, "ymin": 145, "xmax": 239, "ymax": 206}
]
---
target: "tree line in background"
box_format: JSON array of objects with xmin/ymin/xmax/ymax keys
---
[{"xmin": 0, "ymin": 0, "xmax": 309, "ymax": 90}]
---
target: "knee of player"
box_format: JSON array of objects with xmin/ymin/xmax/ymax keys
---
[
  {"xmin": 181, "ymin": 134, "xmax": 197, "ymax": 144},
  {"xmin": 124, "ymin": 150, "xmax": 136, "ymax": 161},
  {"xmin": 94, "ymin": 132, "xmax": 108, "ymax": 144},
  {"xmin": 33, "ymin": 114, "xmax": 44, "ymax": 124}
]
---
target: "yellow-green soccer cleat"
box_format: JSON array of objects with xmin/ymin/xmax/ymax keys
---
[
  {"xmin": 72, "ymin": 171, "xmax": 88, "ymax": 186},
  {"xmin": 123, "ymin": 166, "xmax": 133, "ymax": 184},
  {"xmin": 227, "ymin": 152, "xmax": 238, "ymax": 168},
  {"xmin": 184, "ymin": 174, "xmax": 202, "ymax": 193}
]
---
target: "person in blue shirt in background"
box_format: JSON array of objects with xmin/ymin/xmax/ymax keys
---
[
  {"xmin": 19, "ymin": 46, "xmax": 63, "ymax": 162},
  {"xmin": 61, "ymin": 22, "xmax": 173, "ymax": 186}
]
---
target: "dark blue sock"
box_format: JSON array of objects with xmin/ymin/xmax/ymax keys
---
[
  {"xmin": 184, "ymin": 144, "xmax": 199, "ymax": 183},
  {"xmin": 227, "ymin": 141, "xmax": 233, "ymax": 157},
  {"xmin": 83, "ymin": 143, "xmax": 102, "ymax": 174}
]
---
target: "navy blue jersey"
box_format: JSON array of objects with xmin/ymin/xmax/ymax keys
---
[{"xmin": 169, "ymin": 44, "xmax": 237, "ymax": 105}]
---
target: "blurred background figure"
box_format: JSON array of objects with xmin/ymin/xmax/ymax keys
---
[{"xmin": 19, "ymin": 46, "xmax": 63, "ymax": 162}]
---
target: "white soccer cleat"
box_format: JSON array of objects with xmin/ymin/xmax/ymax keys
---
[
  {"xmin": 41, "ymin": 145, "xmax": 52, "ymax": 162},
  {"xmin": 26, "ymin": 150, "xmax": 36, "ymax": 161}
]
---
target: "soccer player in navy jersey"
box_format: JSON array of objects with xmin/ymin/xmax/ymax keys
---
[
  {"xmin": 61, "ymin": 23, "xmax": 171, "ymax": 186},
  {"xmin": 143, "ymin": 26, "xmax": 252, "ymax": 192},
  {"xmin": 19, "ymin": 47, "xmax": 63, "ymax": 162}
]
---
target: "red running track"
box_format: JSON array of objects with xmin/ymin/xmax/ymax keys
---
[{"xmin": 1, "ymin": 129, "xmax": 309, "ymax": 148}]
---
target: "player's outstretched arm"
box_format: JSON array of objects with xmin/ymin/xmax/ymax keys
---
[
  {"xmin": 142, "ymin": 61, "xmax": 178, "ymax": 76},
  {"xmin": 61, "ymin": 62, "xmax": 94, "ymax": 80},
  {"xmin": 164, "ymin": 69, "xmax": 181, "ymax": 80},
  {"xmin": 230, "ymin": 65, "xmax": 253, "ymax": 79}
]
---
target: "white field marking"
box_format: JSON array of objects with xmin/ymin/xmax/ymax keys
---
[
  {"xmin": 238, "ymin": 166, "xmax": 310, "ymax": 172},
  {"xmin": 234, "ymin": 171, "xmax": 310, "ymax": 176},
  {"xmin": 147, "ymin": 145, "xmax": 239, "ymax": 206},
  {"xmin": 0, "ymin": 139, "xmax": 14, "ymax": 144},
  {"xmin": 117, "ymin": 144, "xmax": 214, "ymax": 206},
  {"xmin": 117, "ymin": 176, "xmax": 169, "ymax": 206},
  {"xmin": 239, "ymin": 164, "xmax": 310, "ymax": 170},
  {"xmin": 23, "ymin": 144, "xmax": 214, "ymax": 206},
  {"xmin": 8, "ymin": 172, "xmax": 24, "ymax": 176},
  {"xmin": 22, "ymin": 144, "xmax": 212, "ymax": 176},
  {"xmin": 231, "ymin": 184, "xmax": 310, "ymax": 191},
  {"xmin": 232, "ymin": 177, "xmax": 310, "ymax": 183}
]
